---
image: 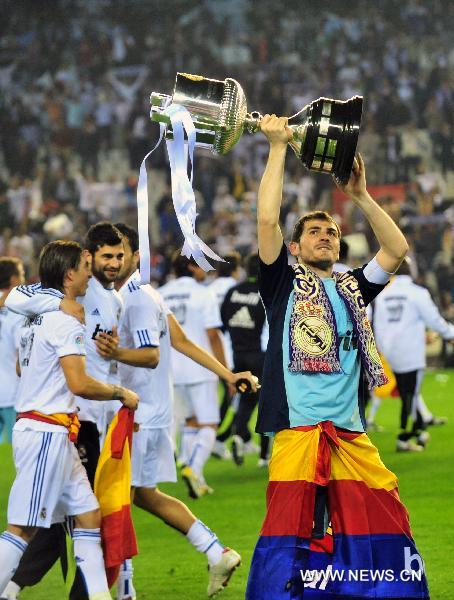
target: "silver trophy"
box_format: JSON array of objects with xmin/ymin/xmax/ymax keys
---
[{"xmin": 150, "ymin": 72, "xmax": 363, "ymax": 185}]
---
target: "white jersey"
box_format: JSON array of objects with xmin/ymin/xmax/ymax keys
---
[
  {"xmin": 0, "ymin": 302, "xmax": 24, "ymax": 408},
  {"xmin": 209, "ymin": 276, "xmax": 237, "ymax": 306},
  {"xmin": 118, "ymin": 272, "xmax": 172, "ymax": 428},
  {"xmin": 6, "ymin": 278, "xmax": 123, "ymax": 423},
  {"xmin": 159, "ymin": 276, "xmax": 222, "ymax": 384},
  {"xmin": 373, "ymin": 275, "xmax": 454, "ymax": 373},
  {"xmin": 16, "ymin": 312, "xmax": 86, "ymax": 415}
]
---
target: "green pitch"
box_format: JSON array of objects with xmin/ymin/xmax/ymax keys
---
[{"xmin": 1, "ymin": 369, "xmax": 453, "ymax": 598}]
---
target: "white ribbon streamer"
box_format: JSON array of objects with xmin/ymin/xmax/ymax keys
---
[
  {"xmin": 137, "ymin": 128, "xmax": 165, "ymax": 284},
  {"xmin": 137, "ymin": 103, "xmax": 224, "ymax": 284}
]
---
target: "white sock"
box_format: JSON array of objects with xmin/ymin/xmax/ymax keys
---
[
  {"xmin": 179, "ymin": 426, "xmax": 198, "ymax": 465},
  {"xmin": 417, "ymin": 394, "xmax": 433, "ymax": 422},
  {"xmin": 367, "ymin": 394, "xmax": 382, "ymax": 423},
  {"xmin": 0, "ymin": 532, "xmax": 28, "ymax": 594},
  {"xmin": 186, "ymin": 520, "xmax": 224, "ymax": 566},
  {"xmin": 1, "ymin": 581, "xmax": 21, "ymax": 599},
  {"xmin": 188, "ymin": 427, "xmax": 216, "ymax": 479},
  {"xmin": 117, "ymin": 558, "xmax": 135, "ymax": 599},
  {"xmin": 72, "ymin": 528, "xmax": 109, "ymax": 597}
]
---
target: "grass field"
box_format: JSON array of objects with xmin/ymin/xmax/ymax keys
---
[{"xmin": 1, "ymin": 369, "xmax": 453, "ymax": 599}]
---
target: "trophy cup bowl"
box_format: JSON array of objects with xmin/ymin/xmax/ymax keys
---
[{"xmin": 150, "ymin": 73, "xmax": 363, "ymax": 185}]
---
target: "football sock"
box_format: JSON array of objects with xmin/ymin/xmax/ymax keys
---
[
  {"xmin": 0, "ymin": 532, "xmax": 28, "ymax": 594},
  {"xmin": 179, "ymin": 426, "xmax": 198, "ymax": 465},
  {"xmin": 189, "ymin": 427, "xmax": 216, "ymax": 479},
  {"xmin": 186, "ymin": 520, "xmax": 224, "ymax": 566},
  {"xmin": 367, "ymin": 393, "xmax": 382, "ymax": 423},
  {"xmin": 1, "ymin": 580, "xmax": 21, "ymax": 599},
  {"xmin": 417, "ymin": 394, "xmax": 432, "ymax": 422},
  {"xmin": 116, "ymin": 559, "xmax": 136, "ymax": 600},
  {"xmin": 72, "ymin": 528, "xmax": 109, "ymax": 597}
]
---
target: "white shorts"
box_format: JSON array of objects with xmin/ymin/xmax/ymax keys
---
[
  {"xmin": 174, "ymin": 381, "xmax": 220, "ymax": 425},
  {"xmin": 8, "ymin": 428, "xmax": 99, "ymax": 528},
  {"xmin": 131, "ymin": 427, "xmax": 177, "ymax": 488}
]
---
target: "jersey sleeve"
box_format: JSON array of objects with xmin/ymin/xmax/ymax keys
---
[
  {"xmin": 203, "ymin": 289, "xmax": 222, "ymax": 330},
  {"xmin": 54, "ymin": 318, "xmax": 87, "ymax": 358},
  {"xmin": 6, "ymin": 284, "xmax": 63, "ymax": 316},
  {"xmin": 259, "ymin": 242, "xmax": 294, "ymax": 308},
  {"xmin": 352, "ymin": 265, "xmax": 388, "ymax": 306},
  {"xmin": 127, "ymin": 295, "xmax": 161, "ymax": 348}
]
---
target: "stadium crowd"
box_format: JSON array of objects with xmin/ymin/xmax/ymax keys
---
[{"xmin": 0, "ymin": 0, "xmax": 453, "ymax": 307}]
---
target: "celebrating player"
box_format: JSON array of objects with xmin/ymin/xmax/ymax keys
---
[
  {"xmin": 0, "ymin": 241, "xmax": 138, "ymax": 600},
  {"xmin": 94, "ymin": 224, "xmax": 257, "ymax": 598},
  {"xmin": 245, "ymin": 115, "xmax": 429, "ymax": 599}
]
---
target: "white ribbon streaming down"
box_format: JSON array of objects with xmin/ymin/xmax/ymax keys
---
[{"xmin": 137, "ymin": 103, "xmax": 224, "ymax": 284}]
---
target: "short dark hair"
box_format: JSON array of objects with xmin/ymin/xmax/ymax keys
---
[
  {"xmin": 84, "ymin": 221, "xmax": 123, "ymax": 254},
  {"xmin": 114, "ymin": 223, "xmax": 139, "ymax": 253},
  {"xmin": 245, "ymin": 253, "xmax": 259, "ymax": 278},
  {"xmin": 291, "ymin": 211, "xmax": 341, "ymax": 243},
  {"xmin": 171, "ymin": 250, "xmax": 198, "ymax": 278},
  {"xmin": 218, "ymin": 252, "xmax": 241, "ymax": 277},
  {"xmin": 39, "ymin": 241, "xmax": 82, "ymax": 292},
  {"xmin": 0, "ymin": 257, "xmax": 22, "ymax": 289}
]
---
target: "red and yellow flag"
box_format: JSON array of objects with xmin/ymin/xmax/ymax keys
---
[{"xmin": 94, "ymin": 407, "xmax": 138, "ymax": 588}]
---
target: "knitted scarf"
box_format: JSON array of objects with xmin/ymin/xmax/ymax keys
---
[{"xmin": 289, "ymin": 262, "xmax": 387, "ymax": 390}]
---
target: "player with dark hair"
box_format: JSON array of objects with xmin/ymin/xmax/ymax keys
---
[
  {"xmin": 96, "ymin": 224, "xmax": 257, "ymax": 598},
  {"xmin": 0, "ymin": 241, "xmax": 138, "ymax": 600},
  {"xmin": 246, "ymin": 115, "xmax": 429, "ymax": 599},
  {"xmin": 2, "ymin": 222, "xmax": 126, "ymax": 600}
]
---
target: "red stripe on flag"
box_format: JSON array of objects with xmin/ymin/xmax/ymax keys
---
[
  {"xmin": 329, "ymin": 480, "xmax": 412, "ymax": 536},
  {"xmin": 101, "ymin": 504, "xmax": 138, "ymax": 587},
  {"xmin": 111, "ymin": 409, "xmax": 134, "ymax": 458},
  {"xmin": 261, "ymin": 480, "xmax": 316, "ymax": 537}
]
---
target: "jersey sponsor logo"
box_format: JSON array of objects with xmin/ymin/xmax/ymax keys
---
[
  {"xmin": 339, "ymin": 330, "xmax": 358, "ymax": 351},
  {"xmin": 75, "ymin": 335, "xmax": 84, "ymax": 346},
  {"xmin": 91, "ymin": 308, "xmax": 100, "ymax": 316},
  {"xmin": 91, "ymin": 323, "xmax": 113, "ymax": 340},
  {"xmin": 230, "ymin": 290, "xmax": 261, "ymax": 306},
  {"xmin": 228, "ymin": 306, "xmax": 255, "ymax": 329},
  {"xmin": 39, "ymin": 507, "xmax": 47, "ymax": 520}
]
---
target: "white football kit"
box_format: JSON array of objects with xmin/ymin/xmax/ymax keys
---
[
  {"xmin": 8, "ymin": 312, "xmax": 99, "ymax": 528},
  {"xmin": 159, "ymin": 276, "xmax": 222, "ymax": 424},
  {"xmin": 118, "ymin": 272, "xmax": 175, "ymax": 488},
  {"xmin": 373, "ymin": 275, "xmax": 454, "ymax": 373},
  {"xmin": 6, "ymin": 278, "xmax": 124, "ymax": 433}
]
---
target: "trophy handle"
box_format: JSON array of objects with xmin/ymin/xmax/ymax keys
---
[{"xmin": 244, "ymin": 111, "xmax": 263, "ymax": 133}]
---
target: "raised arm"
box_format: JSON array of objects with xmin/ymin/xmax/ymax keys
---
[
  {"xmin": 257, "ymin": 115, "xmax": 293, "ymax": 265},
  {"xmin": 336, "ymin": 154, "xmax": 409, "ymax": 273}
]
